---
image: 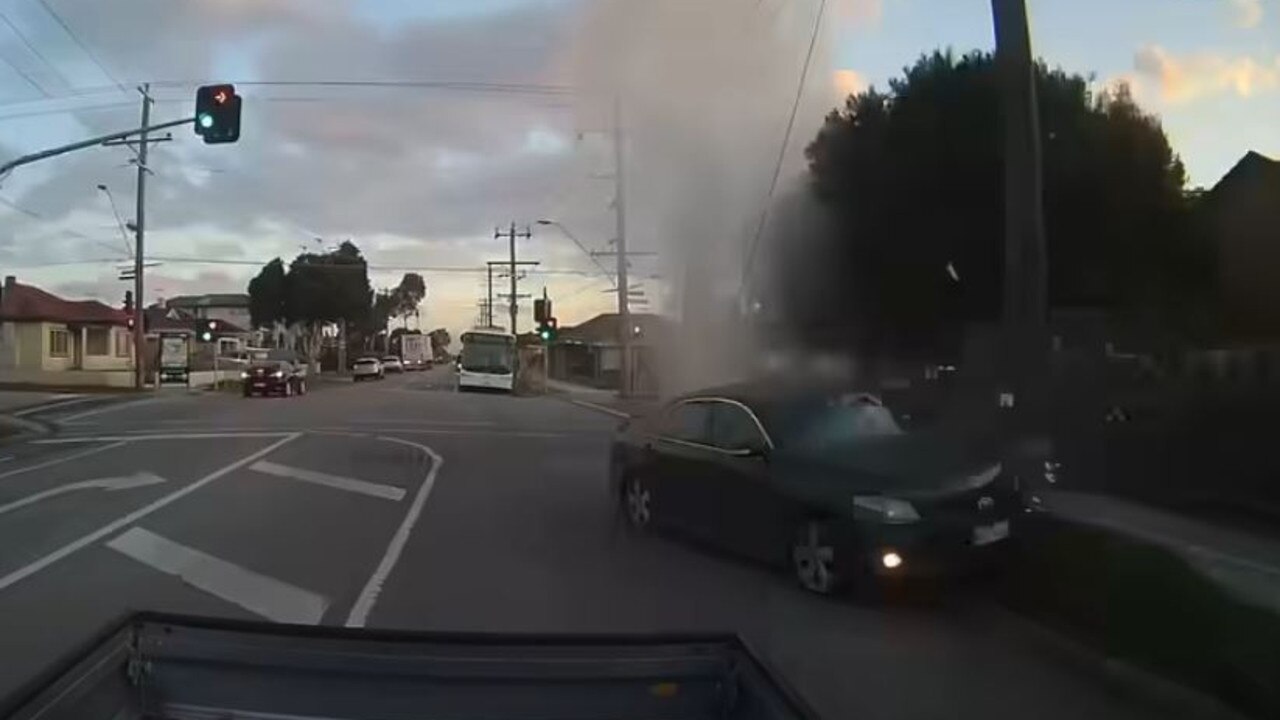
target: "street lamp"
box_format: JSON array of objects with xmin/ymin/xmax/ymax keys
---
[
  {"xmin": 536, "ymin": 219, "xmax": 614, "ymax": 281},
  {"xmin": 97, "ymin": 183, "xmax": 133, "ymax": 257}
]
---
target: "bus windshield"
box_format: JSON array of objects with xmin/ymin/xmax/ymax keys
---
[{"xmin": 460, "ymin": 335, "xmax": 515, "ymax": 374}]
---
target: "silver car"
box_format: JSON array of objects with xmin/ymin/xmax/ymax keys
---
[{"xmin": 352, "ymin": 357, "xmax": 383, "ymax": 381}]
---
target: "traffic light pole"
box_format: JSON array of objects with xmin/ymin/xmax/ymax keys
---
[
  {"xmin": 0, "ymin": 114, "xmax": 193, "ymax": 185},
  {"xmin": 133, "ymin": 84, "xmax": 152, "ymax": 391}
]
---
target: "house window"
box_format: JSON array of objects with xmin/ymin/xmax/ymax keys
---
[
  {"xmin": 86, "ymin": 327, "xmax": 110, "ymax": 356},
  {"xmin": 115, "ymin": 330, "xmax": 131, "ymax": 357},
  {"xmin": 48, "ymin": 329, "xmax": 69, "ymax": 357}
]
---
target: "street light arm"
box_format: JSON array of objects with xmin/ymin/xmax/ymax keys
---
[{"xmin": 536, "ymin": 219, "xmax": 615, "ymax": 283}]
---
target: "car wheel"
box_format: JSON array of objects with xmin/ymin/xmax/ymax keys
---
[
  {"xmin": 298, "ymin": 379, "xmax": 307, "ymax": 395},
  {"xmin": 791, "ymin": 521, "xmax": 844, "ymax": 595},
  {"xmin": 283, "ymin": 381, "xmax": 293, "ymax": 398},
  {"xmin": 623, "ymin": 475, "xmax": 653, "ymax": 529}
]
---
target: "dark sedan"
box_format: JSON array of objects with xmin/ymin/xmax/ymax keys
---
[
  {"xmin": 242, "ymin": 361, "xmax": 306, "ymax": 397},
  {"xmin": 609, "ymin": 383, "xmax": 1035, "ymax": 594}
]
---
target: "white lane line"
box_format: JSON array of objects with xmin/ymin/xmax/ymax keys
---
[
  {"xmin": 10, "ymin": 395, "xmax": 89, "ymax": 417},
  {"xmin": 345, "ymin": 436, "xmax": 442, "ymax": 628},
  {"xmin": 58, "ymin": 397, "xmax": 163, "ymax": 423},
  {"xmin": 569, "ymin": 399, "xmax": 632, "ymax": 419},
  {"xmin": 0, "ymin": 433, "xmax": 301, "ymax": 594},
  {"xmin": 107, "ymin": 527, "xmax": 328, "ymax": 625},
  {"xmin": 0, "ymin": 456, "xmax": 13, "ymax": 464},
  {"xmin": 0, "ymin": 441, "xmax": 128, "ymax": 481},
  {"xmin": 32, "ymin": 432, "xmax": 293, "ymax": 444},
  {"xmin": 249, "ymin": 460, "xmax": 406, "ymax": 502},
  {"xmin": 0, "ymin": 472, "xmax": 166, "ymax": 516}
]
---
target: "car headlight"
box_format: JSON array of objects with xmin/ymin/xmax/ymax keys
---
[
  {"xmin": 239, "ymin": 371, "xmax": 248, "ymax": 379},
  {"xmin": 272, "ymin": 370, "xmax": 284, "ymax": 378},
  {"xmin": 853, "ymin": 496, "xmax": 920, "ymax": 524}
]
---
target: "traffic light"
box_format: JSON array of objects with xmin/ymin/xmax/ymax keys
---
[
  {"xmin": 200, "ymin": 319, "xmax": 217, "ymax": 343},
  {"xmin": 122, "ymin": 290, "xmax": 133, "ymax": 315},
  {"xmin": 195, "ymin": 84, "xmax": 242, "ymax": 144},
  {"xmin": 534, "ymin": 298, "xmax": 551, "ymax": 324},
  {"xmin": 538, "ymin": 317, "xmax": 558, "ymax": 342}
]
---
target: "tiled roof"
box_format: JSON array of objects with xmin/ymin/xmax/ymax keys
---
[{"xmin": 0, "ymin": 281, "xmax": 128, "ymax": 325}]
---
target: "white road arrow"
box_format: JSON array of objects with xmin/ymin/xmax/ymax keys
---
[{"xmin": 0, "ymin": 472, "xmax": 167, "ymax": 516}]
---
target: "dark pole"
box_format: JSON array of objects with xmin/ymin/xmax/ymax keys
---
[
  {"xmin": 992, "ymin": 0, "xmax": 1048, "ymax": 415},
  {"xmin": 133, "ymin": 85, "xmax": 152, "ymax": 390}
]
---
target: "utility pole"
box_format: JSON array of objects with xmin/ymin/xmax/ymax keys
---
[
  {"xmin": 612, "ymin": 96, "xmax": 632, "ymax": 398},
  {"xmin": 991, "ymin": 0, "xmax": 1048, "ymax": 419},
  {"xmin": 495, "ymin": 224, "xmax": 532, "ymax": 335},
  {"xmin": 487, "ymin": 263, "xmax": 495, "ymax": 327},
  {"xmin": 487, "ymin": 259, "xmax": 538, "ymax": 331},
  {"xmin": 132, "ymin": 84, "xmax": 152, "ymax": 390}
]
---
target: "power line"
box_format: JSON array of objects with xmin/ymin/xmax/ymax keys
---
[
  {"xmin": 33, "ymin": 0, "xmax": 126, "ymax": 93},
  {"xmin": 0, "ymin": 9, "xmax": 68, "ymax": 90},
  {"xmin": 143, "ymin": 79, "xmax": 577, "ymax": 97},
  {"xmin": 0, "ymin": 49, "xmax": 50, "ymax": 97},
  {"xmin": 742, "ymin": 0, "xmax": 827, "ymax": 287}
]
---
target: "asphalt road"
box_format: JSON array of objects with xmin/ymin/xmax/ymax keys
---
[{"xmin": 0, "ymin": 367, "xmax": 1182, "ymax": 719}]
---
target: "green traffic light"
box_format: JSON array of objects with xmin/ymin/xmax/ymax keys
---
[
  {"xmin": 539, "ymin": 330, "xmax": 551, "ymax": 341},
  {"xmin": 198, "ymin": 113, "xmax": 214, "ymax": 129}
]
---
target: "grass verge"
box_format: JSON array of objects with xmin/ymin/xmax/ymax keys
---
[{"xmin": 1002, "ymin": 516, "xmax": 1280, "ymax": 718}]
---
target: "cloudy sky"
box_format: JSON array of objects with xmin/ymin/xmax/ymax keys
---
[{"xmin": 0, "ymin": 0, "xmax": 1274, "ymax": 340}]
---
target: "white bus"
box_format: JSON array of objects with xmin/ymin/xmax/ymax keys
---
[{"xmin": 457, "ymin": 329, "xmax": 516, "ymax": 392}]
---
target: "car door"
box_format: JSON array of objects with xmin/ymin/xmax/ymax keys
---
[
  {"xmin": 642, "ymin": 400, "xmax": 714, "ymax": 533},
  {"xmin": 705, "ymin": 401, "xmax": 792, "ymax": 562}
]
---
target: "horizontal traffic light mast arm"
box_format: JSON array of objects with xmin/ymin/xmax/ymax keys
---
[{"xmin": 0, "ymin": 115, "xmax": 195, "ymax": 184}]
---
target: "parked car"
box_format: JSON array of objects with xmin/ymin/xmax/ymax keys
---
[
  {"xmin": 352, "ymin": 357, "xmax": 384, "ymax": 381},
  {"xmin": 242, "ymin": 361, "xmax": 306, "ymax": 397},
  {"xmin": 609, "ymin": 381, "xmax": 1032, "ymax": 595},
  {"xmin": 381, "ymin": 356, "xmax": 405, "ymax": 373}
]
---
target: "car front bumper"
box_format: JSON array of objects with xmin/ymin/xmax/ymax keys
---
[{"xmin": 833, "ymin": 514, "xmax": 1026, "ymax": 579}]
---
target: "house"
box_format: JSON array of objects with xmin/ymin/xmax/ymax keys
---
[
  {"xmin": 165, "ymin": 293, "xmax": 251, "ymax": 331},
  {"xmin": 547, "ymin": 312, "xmax": 674, "ymax": 394},
  {"xmin": 0, "ymin": 276, "xmax": 134, "ymax": 387},
  {"xmin": 1203, "ymin": 151, "xmax": 1280, "ymax": 338}
]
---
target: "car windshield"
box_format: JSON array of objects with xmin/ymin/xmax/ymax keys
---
[{"xmin": 2, "ymin": 2, "xmax": 1275, "ymax": 719}]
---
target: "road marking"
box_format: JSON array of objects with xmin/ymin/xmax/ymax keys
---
[
  {"xmin": 107, "ymin": 527, "xmax": 327, "ymax": 625},
  {"xmin": 32, "ymin": 432, "xmax": 293, "ymax": 444},
  {"xmin": 385, "ymin": 428, "xmax": 582, "ymax": 438},
  {"xmin": 0, "ymin": 441, "xmax": 128, "ymax": 481},
  {"xmin": 569, "ymin": 399, "xmax": 632, "ymax": 419},
  {"xmin": 0, "ymin": 472, "xmax": 166, "ymax": 516},
  {"xmin": 0, "ymin": 456, "xmax": 12, "ymax": 464},
  {"xmin": 9, "ymin": 395, "xmax": 88, "ymax": 417},
  {"xmin": 58, "ymin": 394, "xmax": 162, "ymax": 422},
  {"xmin": 345, "ymin": 436, "xmax": 442, "ymax": 628},
  {"xmin": 0, "ymin": 433, "xmax": 301, "ymax": 594},
  {"xmin": 250, "ymin": 460, "xmax": 406, "ymax": 501}
]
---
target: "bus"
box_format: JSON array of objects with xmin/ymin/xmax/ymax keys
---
[{"xmin": 457, "ymin": 328, "xmax": 516, "ymax": 392}]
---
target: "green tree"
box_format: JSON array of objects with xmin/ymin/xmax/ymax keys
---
[
  {"xmin": 798, "ymin": 49, "xmax": 1206, "ymax": 355},
  {"xmin": 284, "ymin": 240, "xmax": 373, "ymax": 362},
  {"xmin": 391, "ymin": 272, "xmax": 427, "ymax": 326},
  {"xmin": 247, "ymin": 258, "xmax": 287, "ymax": 329}
]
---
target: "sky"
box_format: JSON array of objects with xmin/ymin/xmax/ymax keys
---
[{"xmin": 0, "ymin": 0, "xmax": 1274, "ymax": 342}]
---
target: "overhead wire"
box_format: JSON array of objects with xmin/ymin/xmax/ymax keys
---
[
  {"xmin": 0, "ymin": 8, "xmax": 67, "ymax": 90},
  {"xmin": 32, "ymin": 0, "xmax": 127, "ymax": 93}
]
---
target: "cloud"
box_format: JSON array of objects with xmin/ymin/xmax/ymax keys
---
[
  {"xmin": 1228, "ymin": 0, "xmax": 1264, "ymax": 28},
  {"xmin": 1134, "ymin": 44, "xmax": 1280, "ymax": 103},
  {"xmin": 833, "ymin": 68, "xmax": 866, "ymax": 98}
]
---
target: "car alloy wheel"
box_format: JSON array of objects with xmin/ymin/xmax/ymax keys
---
[
  {"xmin": 792, "ymin": 522, "xmax": 840, "ymax": 595},
  {"xmin": 624, "ymin": 476, "xmax": 652, "ymax": 529}
]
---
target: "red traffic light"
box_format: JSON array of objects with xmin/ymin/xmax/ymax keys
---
[{"xmin": 213, "ymin": 88, "xmax": 229, "ymax": 105}]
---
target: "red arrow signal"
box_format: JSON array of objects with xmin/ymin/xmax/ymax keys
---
[{"xmin": 213, "ymin": 89, "xmax": 228, "ymax": 104}]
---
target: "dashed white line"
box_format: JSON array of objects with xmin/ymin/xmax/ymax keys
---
[
  {"xmin": 250, "ymin": 460, "xmax": 406, "ymax": 501},
  {"xmin": 107, "ymin": 527, "xmax": 328, "ymax": 625},
  {"xmin": 57, "ymin": 397, "xmax": 164, "ymax": 423},
  {"xmin": 345, "ymin": 436, "xmax": 442, "ymax": 628},
  {"xmin": 0, "ymin": 433, "xmax": 301, "ymax": 594},
  {"xmin": 569, "ymin": 399, "xmax": 632, "ymax": 419},
  {"xmin": 0, "ymin": 441, "xmax": 128, "ymax": 481},
  {"xmin": 32, "ymin": 432, "xmax": 294, "ymax": 444},
  {"xmin": 9, "ymin": 395, "xmax": 88, "ymax": 417}
]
